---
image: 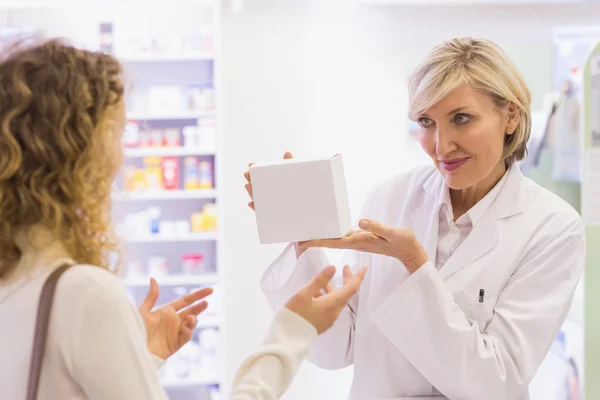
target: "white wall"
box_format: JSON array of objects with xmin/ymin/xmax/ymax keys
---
[{"xmin": 221, "ymin": 1, "xmax": 600, "ymax": 399}]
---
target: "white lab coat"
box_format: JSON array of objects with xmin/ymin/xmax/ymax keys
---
[{"xmin": 260, "ymin": 164, "xmax": 585, "ymax": 400}]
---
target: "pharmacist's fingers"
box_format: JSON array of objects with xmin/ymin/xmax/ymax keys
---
[
  {"xmin": 248, "ymin": 202, "xmax": 255, "ymax": 211},
  {"xmin": 283, "ymin": 151, "xmax": 293, "ymax": 159},
  {"xmin": 324, "ymin": 282, "xmax": 334, "ymax": 294},
  {"xmin": 244, "ymin": 171, "xmax": 251, "ymax": 182},
  {"xmin": 245, "ymin": 183, "xmax": 253, "ymax": 199}
]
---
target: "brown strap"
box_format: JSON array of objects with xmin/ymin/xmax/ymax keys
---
[{"xmin": 26, "ymin": 263, "xmax": 75, "ymax": 400}]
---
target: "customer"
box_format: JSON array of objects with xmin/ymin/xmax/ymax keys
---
[
  {"xmin": 245, "ymin": 37, "xmax": 586, "ymax": 400},
  {"xmin": 0, "ymin": 39, "xmax": 367, "ymax": 400},
  {"xmin": 0, "ymin": 38, "xmax": 212, "ymax": 399}
]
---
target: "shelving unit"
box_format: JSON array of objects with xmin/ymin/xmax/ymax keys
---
[
  {"xmin": 0, "ymin": 2, "xmax": 224, "ymax": 398},
  {"xmin": 126, "ymin": 110, "xmax": 215, "ymax": 121},
  {"xmin": 120, "ymin": 52, "xmax": 214, "ymax": 63},
  {"xmin": 124, "ymin": 147, "xmax": 215, "ymax": 158},
  {"xmin": 113, "ymin": 189, "xmax": 218, "ymax": 201},
  {"xmin": 123, "ymin": 232, "xmax": 218, "ymax": 243},
  {"xmin": 124, "ymin": 273, "xmax": 218, "ymax": 287}
]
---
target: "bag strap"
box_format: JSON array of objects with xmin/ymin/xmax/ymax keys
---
[{"xmin": 26, "ymin": 263, "xmax": 75, "ymax": 400}]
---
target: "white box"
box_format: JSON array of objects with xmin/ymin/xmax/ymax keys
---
[{"xmin": 249, "ymin": 154, "xmax": 352, "ymax": 244}]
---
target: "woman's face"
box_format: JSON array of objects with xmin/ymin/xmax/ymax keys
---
[
  {"xmin": 108, "ymin": 99, "xmax": 127, "ymax": 180},
  {"xmin": 416, "ymin": 85, "xmax": 515, "ymax": 191}
]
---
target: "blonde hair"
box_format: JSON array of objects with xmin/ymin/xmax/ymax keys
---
[
  {"xmin": 408, "ymin": 37, "xmax": 532, "ymax": 166},
  {"xmin": 0, "ymin": 39, "xmax": 124, "ymax": 279}
]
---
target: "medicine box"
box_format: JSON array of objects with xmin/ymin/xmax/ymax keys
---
[{"xmin": 249, "ymin": 154, "xmax": 352, "ymax": 244}]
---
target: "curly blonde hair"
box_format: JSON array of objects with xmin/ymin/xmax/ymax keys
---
[{"xmin": 0, "ymin": 39, "xmax": 124, "ymax": 279}]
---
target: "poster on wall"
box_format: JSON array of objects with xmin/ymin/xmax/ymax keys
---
[
  {"xmin": 529, "ymin": 287, "xmax": 584, "ymax": 400},
  {"xmin": 546, "ymin": 26, "xmax": 600, "ymax": 182}
]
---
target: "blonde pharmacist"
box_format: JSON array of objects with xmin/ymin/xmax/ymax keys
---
[{"xmin": 244, "ymin": 38, "xmax": 585, "ymax": 400}]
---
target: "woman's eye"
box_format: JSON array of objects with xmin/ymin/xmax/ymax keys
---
[
  {"xmin": 418, "ymin": 118, "xmax": 433, "ymax": 128},
  {"xmin": 454, "ymin": 114, "xmax": 471, "ymax": 124}
]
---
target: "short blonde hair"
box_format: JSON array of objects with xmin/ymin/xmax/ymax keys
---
[{"xmin": 408, "ymin": 37, "xmax": 532, "ymax": 166}]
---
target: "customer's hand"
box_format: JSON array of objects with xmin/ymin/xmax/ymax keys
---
[
  {"xmin": 299, "ymin": 219, "xmax": 429, "ymax": 274},
  {"xmin": 285, "ymin": 265, "xmax": 367, "ymax": 334},
  {"xmin": 244, "ymin": 151, "xmax": 294, "ymax": 211},
  {"xmin": 139, "ymin": 279, "xmax": 213, "ymax": 360}
]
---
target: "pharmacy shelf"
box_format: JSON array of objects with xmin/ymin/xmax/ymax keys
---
[
  {"xmin": 162, "ymin": 377, "xmax": 220, "ymax": 389},
  {"xmin": 124, "ymin": 232, "xmax": 218, "ymax": 243},
  {"xmin": 127, "ymin": 110, "xmax": 215, "ymax": 120},
  {"xmin": 124, "ymin": 273, "xmax": 218, "ymax": 287},
  {"xmin": 196, "ymin": 317, "xmax": 222, "ymax": 329},
  {"xmin": 124, "ymin": 147, "xmax": 216, "ymax": 157},
  {"xmin": 114, "ymin": 189, "xmax": 217, "ymax": 201},
  {"xmin": 120, "ymin": 53, "xmax": 214, "ymax": 63}
]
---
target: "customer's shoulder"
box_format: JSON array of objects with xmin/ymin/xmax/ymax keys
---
[{"xmin": 57, "ymin": 265, "xmax": 128, "ymax": 299}]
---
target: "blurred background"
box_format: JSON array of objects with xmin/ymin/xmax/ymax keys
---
[{"xmin": 1, "ymin": 0, "xmax": 599, "ymax": 399}]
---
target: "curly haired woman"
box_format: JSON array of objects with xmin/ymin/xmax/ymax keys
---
[{"xmin": 0, "ymin": 39, "xmax": 365, "ymax": 400}]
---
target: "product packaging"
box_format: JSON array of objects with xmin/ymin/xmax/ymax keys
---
[
  {"xmin": 182, "ymin": 126, "xmax": 199, "ymax": 148},
  {"xmin": 148, "ymin": 256, "xmax": 169, "ymax": 277},
  {"xmin": 144, "ymin": 158, "xmax": 163, "ymax": 191},
  {"xmin": 197, "ymin": 118, "xmax": 217, "ymax": 152},
  {"xmin": 161, "ymin": 157, "xmax": 180, "ymax": 190},
  {"xmin": 184, "ymin": 157, "xmax": 200, "ymax": 190},
  {"xmin": 182, "ymin": 254, "xmax": 205, "ymax": 275},
  {"xmin": 148, "ymin": 206, "xmax": 161, "ymax": 234},
  {"xmin": 164, "ymin": 128, "xmax": 181, "ymax": 147},
  {"xmin": 123, "ymin": 121, "xmax": 140, "ymax": 148},
  {"xmin": 202, "ymin": 203, "xmax": 218, "ymax": 232},
  {"xmin": 148, "ymin": 86, "xmax": 183, "ymax": 114},
  {"xmin": 249, "ymin": 154, "xmax": 352, "ymax": 244},
  {"xmin": 132, "ymin": 170, "xmax": 147, "ymax": 192},
  {"xmin": 198, "ymin": 160, "xmax": 213, "ymax": 189},
  {"xmin": 190, "ymin": 211, "xmax": 204, "ymax": 232},
  {"xmin": 150, "ymin": 129, "xmax": 164, "ymax": 147},
  {"xmin": 176, "ymin": 220, "xmax": 190, "ymax": 236}
]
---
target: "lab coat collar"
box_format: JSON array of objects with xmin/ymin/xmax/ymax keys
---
[{"xmin": 412, "ymin": 165, "xmax": 527, "ymax": 279}]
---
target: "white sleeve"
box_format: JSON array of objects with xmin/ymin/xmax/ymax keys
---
[
  {"xmin": 261, "ymin": 244, "xmax": 359, "ymax": 370},
  {"xmin": 371, "ymin": 233, "xmax": 586, "ymax": 400},
  {"xmin": 69, "ymin": 279, "xmax": 169, "ymax": 400},
  {"xmin": 229, "ymin": 308, "xmax": 318, "ymax": 400}
]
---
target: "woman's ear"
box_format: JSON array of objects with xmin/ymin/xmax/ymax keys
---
[{"xmin": 505, "ymin": 103, "xmax": 520, "ymax": 135}]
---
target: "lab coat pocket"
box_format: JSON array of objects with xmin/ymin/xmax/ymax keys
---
[{"xmin": 453, "ymin": 290, "xmax": 497, "ymax": 332}]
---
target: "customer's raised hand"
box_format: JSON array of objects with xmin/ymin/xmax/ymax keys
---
[
  {"xmin": 139, "ymin": 279, "xmax": 213, "ymax": 359},
  {"xmin": 244, "ymin": 151, "xmax": 293, "ymax": 211},
  {"xmin": 285, "ymin": 265, "xmax": 367, "ymax": 334}
]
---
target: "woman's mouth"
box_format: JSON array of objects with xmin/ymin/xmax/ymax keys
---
[{"xmin": 439, "ymin": 158, "xmax": 469, "ymax": 172}]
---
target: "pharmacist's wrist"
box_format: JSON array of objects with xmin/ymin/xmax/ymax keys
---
[{"xmin": 293, "ymin": 242, "xmax": 307, "ymax": 259}]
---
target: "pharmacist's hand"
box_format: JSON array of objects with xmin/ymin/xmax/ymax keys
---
[
  {"xmin": 140, "ymin": 279, "xmax": 213, "ymax": 360},
  {"xmin": 244, "ymin": 151, "xmax": 294, "ymax": 211},
  {"xmin": 285, "ymin": 265, "xmax": 367, "ymax": 334},
  {"xmin": 300, "ymin": 219, "xmax": 429, "ymax": 274}
]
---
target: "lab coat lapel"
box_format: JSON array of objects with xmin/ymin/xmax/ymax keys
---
[
  {"xmin": 410, "ymin": 172, "xmax": 441, "ymax": 262},
  {"xmin": 438, "ymin": 210, "xmax": 499, "ymax": 279},
  {"xmin": 438, "ymin": 166, "xmax": 527, "ymax": 280}
]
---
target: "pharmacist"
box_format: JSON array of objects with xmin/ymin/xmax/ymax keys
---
[{"xmin": 245, "ymin": 38, "xmax": 585, "ymax": 400}]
